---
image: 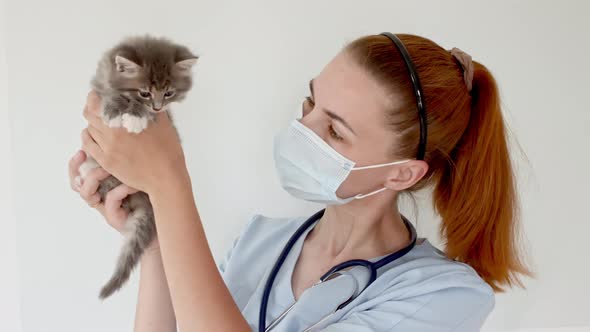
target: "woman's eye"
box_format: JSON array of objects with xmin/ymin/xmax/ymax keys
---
[
  {"xmin": 138, "ymin": 91, "xmax": 151, "ymax": 98},
  {"xmin": 329, "ymin": 125, "xmax": 343, "ymax": 141},
  {"xmin": 164, "ymin": 91, "xmax": 175, "ymax": 98}
]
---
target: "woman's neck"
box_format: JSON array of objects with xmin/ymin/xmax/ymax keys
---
[{"xmin": 305, "ymin": 193, "xmax": 411, "ymax": 262}]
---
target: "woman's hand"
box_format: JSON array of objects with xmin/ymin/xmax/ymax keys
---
[
  {"xmin": 68, "ymin": 148, "xmax": 137, "ymax": 231},
  {"xmin": 69, "ymin": 149, "xmax": 161, "ymax": 251},
  {"xmin": 81, "ymin": 91, "xmax": 189, "ymax": 195}
]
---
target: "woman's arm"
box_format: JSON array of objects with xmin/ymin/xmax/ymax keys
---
[
  {"xmin": 134, "ymin": 245, "xmax": 177, "ymax": 332},
  {"xmin": 68, "ymin": 151, "xmax": 177, "ymax": 331},
  {"xmin": 146, "ymin": 170, "xmax": 250, "ymax": 332},
  {"xmin": 80, "ymin": 91, "xmax": 250, "ymax": 331}
]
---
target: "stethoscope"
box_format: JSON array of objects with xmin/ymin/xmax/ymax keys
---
[{"xmin": 258, "ymin": 209, "xmax": 417, "ymax": 332}]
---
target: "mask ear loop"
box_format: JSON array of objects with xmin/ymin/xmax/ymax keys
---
[
  {"xmin": 350, "ymin": 159, "xmax": 411, "ymax": 170},
  {"xmin": 354, "ymin": 187, "xmax": 388, "ymax": 199},
  {"xmin": 349, "ymin": 159, "xmax": 412, "ymax": 199}
]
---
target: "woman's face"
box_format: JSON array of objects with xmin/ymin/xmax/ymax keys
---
[{"xmin": 300, "ymin": 51, "xmax": 423, "ymax": 199}]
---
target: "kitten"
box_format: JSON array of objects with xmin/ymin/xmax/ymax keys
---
[{"xmin": 76, "ymin": 35, "xmax": 198, "ymax": 299}]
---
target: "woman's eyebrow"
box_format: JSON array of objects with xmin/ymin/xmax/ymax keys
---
[
  {"xmin": 309, "ymin": 78, "xmax": 357, "ymax": 136},
  {"xmin": 324, "ymin": 110, "xmax": 357, "ymax": 136}
]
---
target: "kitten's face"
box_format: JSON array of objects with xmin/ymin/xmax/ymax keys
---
[{"xmin": 112, "ymin": 55, "xmax": 197, "ymax": 114}]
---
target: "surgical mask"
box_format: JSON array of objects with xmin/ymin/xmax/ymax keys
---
[{"xmin": 273, "ymin": 119, "xmax": 411, "ymax": 205}]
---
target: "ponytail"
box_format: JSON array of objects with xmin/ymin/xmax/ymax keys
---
[
  {"xmin": 433, "ymin": 62, "xmax": 530, "ymax": 291},
  {"xmin": 345, "ymin": 34, "xmax": 530, "ymax": 291}
]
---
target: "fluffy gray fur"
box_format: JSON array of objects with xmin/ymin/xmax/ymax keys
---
[{"xmin": 77, "ymin": 35, "xmax": 198, "ymax": 300}]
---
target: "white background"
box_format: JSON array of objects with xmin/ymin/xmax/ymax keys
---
[{"xmin": 1, "ymin": 1, "xmax": 589, "ymax": 331}]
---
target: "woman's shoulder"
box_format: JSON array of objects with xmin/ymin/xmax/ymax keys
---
[
  {"xmin": 350, "ymin": 240, "xmax": 495, "ymax": 330},
  {"xmin": 375, "ymin": 238, "xmax": 495, "ymax": 305},
  {"xmin": 217, "ymin": 213, "xmax": 308, "ymax": 271}
]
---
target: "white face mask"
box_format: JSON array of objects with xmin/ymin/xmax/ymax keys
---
[{"xmin": 273, "ymin": 119, "xmax": 411, "ymax": 205}]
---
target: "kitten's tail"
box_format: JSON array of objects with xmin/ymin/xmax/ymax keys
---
[{"xmin": 99, "ymin": 209, "xmax": 155, "ymax": 300}]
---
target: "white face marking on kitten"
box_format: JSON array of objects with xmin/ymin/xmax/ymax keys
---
[{"xmin": 121, "ymin": 114, "xmax": 148, "ymax": 133}]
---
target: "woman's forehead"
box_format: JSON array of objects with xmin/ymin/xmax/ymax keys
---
[{"xmin": 315, "ymin": 52, "xmax": 394, "ymax": 133}]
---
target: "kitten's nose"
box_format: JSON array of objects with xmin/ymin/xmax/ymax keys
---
[{"xmin": 152, "ymin": 107, "xmax": 162, "ymax": 112}]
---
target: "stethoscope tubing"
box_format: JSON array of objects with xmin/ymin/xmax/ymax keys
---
[{"xmin": 259, "ymin": 209, "xmax": 417, "ymax": 332}]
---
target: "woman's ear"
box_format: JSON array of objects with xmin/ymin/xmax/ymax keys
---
[{"xmin": 384, "ymin": 160, "xmax": 429, "ymax": 191}]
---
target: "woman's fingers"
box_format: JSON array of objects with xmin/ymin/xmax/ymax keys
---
[
  {"xmin": 88, "ymin": 199, "xmax": 107, "ymax": 220},
  {"xmin": 94, "ymin": 203, "xmax": 107, "ymax": 219},
  {"xmin": 104, "ymin": 184, "xmax": 139, "ymax": 229},
  {"xmin": 105, "ymin": 184, "xmax": 139, "ymax": 213},
  {"xmin": 81, "ymin": 128, "xmax": 105, "ymax": 166},
  {"xmin": 83, "ymin": 91, "xmax": 107, "ymax": 132},
  {"xmin": 85, "ymin": 192, "xmax": 102, "ymax": 207},
  {"xmin": 79, "ymin": 167, "xmax": 111, "ymax": 200},
  {"xmin": 87, "ymin": 125, "xmax": 106, "ymax": 151},
  {"xmin": 69, "ymin": 150, "xmax": 87, "ymax": 191},
  {"xmin": 86, "ymin": 90, "xmax": 102, "ymax": 116},
  {"xmin": 83, "ymin": 106, "xmax": 106, "ymax": 134}
]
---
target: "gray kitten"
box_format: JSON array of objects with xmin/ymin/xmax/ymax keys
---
[{"xmin": 77, "ymin": 35, "xmax": 198, "ymax": 299}]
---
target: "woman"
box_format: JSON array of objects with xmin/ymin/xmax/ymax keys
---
[{"xmin": 68, "ymin": 33, "xmax": 529, "ymax": 331}]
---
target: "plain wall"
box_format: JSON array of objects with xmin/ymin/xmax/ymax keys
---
[
  {"xmin": 0, "ymin": 0, "xmax": 23, "ymax": 330},
  {"xmin": 1, "ymin": 0, "xmax": 589, "ymax": 331}
]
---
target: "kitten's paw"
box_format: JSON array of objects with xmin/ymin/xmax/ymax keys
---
[
  {"xmin": 107, "ymin": 115, "xmax": 122, "ymax": 128},
  {"xmin": 74, "ymin": 175, "xmax": 82, "ymax": 188},
  {"xmin": 78, "ymin": 158, "xmax": 100, "ymax": 178},
  {"xmin": 121, "ymin": 114, "xmax": 148, "ymax": 134}
]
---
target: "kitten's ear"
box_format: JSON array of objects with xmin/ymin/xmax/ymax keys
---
[
  {"xmin": 115, "ymin": 55, "xmax": 141, "ymax": 77},
  {"xmin": 175, "ymin": 57, "xmax": 198, "ymax": 73}
]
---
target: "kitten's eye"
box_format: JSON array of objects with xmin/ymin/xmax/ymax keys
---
[
  {"xmin": 164, "ymin": 90, "xmax": 175, "ymax": 98},
  {"xmin": 138, "ymin": 91, "xmax": 151, "ymax": 99}
]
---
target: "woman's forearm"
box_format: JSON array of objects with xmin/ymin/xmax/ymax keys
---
[
  {"xmin": 147, "ymin": 170, "xmax": 250, "ymax": 332},
  {"xmin": 134, "ymin": 247, "xmax": 176, "ymax": 332}
]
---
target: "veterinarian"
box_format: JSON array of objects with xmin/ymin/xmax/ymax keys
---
[{"xmin": 68, "ymin": 32, "xmax": 529, "ymax": 331}]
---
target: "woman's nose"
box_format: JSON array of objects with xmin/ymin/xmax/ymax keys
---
[{"xmin": 299, "ymin": 117, "xmax": 328, "ymax": 142}]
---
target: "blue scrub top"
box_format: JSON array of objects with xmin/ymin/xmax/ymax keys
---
[{"xmin": 217, "ymin": 213, "xmax": 494, "ymax": 331}]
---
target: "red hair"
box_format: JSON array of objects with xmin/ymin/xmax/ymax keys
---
[{"xmin": 345, "ymin": 34, "xmax": 530, "ymax": 291}]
